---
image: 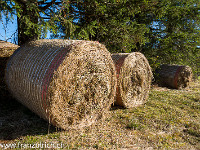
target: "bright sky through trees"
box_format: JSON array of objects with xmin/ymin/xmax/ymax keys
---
[
  {"xmin": 0, "ymin": 12, "xmax": 53, "ymax": 44},
  {"xmin": 0, "ymin": 12, "xmax": 17, "ymax": 43}
]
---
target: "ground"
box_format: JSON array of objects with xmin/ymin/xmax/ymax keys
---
[{"xmin": 0, "ymin": 51, "xmax": 199, "ymax": 149}]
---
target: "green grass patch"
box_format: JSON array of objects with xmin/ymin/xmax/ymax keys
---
[
  {"xmin": 114, "ymin": 83, "xmax": 199, "ymax": 149},
  {"xmin": 0, "ymin": 80, "xmax": 199, "ymax": 149}
]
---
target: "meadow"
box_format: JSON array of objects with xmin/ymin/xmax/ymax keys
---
[{"xmin": 0, "ymin": 74, "xmax": 199, "ymax": 149}]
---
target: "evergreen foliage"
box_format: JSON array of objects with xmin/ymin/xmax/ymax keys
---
[{"xmin": 0, "ymin": 0, "xmax": 199, "ymax": 75}]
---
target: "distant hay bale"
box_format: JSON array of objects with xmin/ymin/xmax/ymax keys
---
[
  {"xmin": 155, "ymin": 64, "xmax": 193, "ymax": 89},
  {"xmin": 5, "ymin": 39, "xmax": 116, "ymax": 129},
  {"xmin": 0, "ymin": 41, "xmax": 19, "ymax": 102},
  {"xmin": 0, "ymin": 40, "xmax": 19, "ymax": 57},
  {"xmin": 111, "ymin": 52, "xmax": 152, "ymax": 108}
]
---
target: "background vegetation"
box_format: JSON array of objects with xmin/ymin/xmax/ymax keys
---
[{"xmin": 0, "ymin": 0, "xmax": 200, "ymax": 75}]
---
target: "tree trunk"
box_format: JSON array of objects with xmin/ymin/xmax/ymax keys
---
[{"xmin": 17, "ymin": 1, "xmax": 39, "ymax": 46}]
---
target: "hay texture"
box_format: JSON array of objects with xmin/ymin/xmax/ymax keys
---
[
  {"xmin": 155, "ymin": 64, "xmax": 193, "ymax": 89},
  {"xmin": 111, "ymin": 52, "xmax": 152, "ymax": 108},
  {"xmin": 0, "ymin": 40, "xmax": 19, "ymax": 57},
  {"xmin": 5, "ymin": 39, "xmax": 116, "ymax": 130}
]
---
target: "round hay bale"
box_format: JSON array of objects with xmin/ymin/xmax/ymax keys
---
[
  {"xmin": 5, "ymin": 39, "xmax": 116, "ymax": 129},
  {"xmin": 111, "ymin": 52, "xmax": 152, "ymax": 108},
  {"xmin": 0, "ymin": 40, "xmax": 19, "ymax": 57},
  {"xmin": 155, "ymin": 64, "xmax": 193, "ymax": 89}
]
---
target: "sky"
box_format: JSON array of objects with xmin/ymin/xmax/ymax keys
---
[{"xmin": 0, "ymin": 12, "xmax": 18, "ymax": 44}]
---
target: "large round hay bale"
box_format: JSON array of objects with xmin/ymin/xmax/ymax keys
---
[
  {"xmin": 155, "ymin": 64, "xmax": 193, "ymax": 89},
  {"xmin": 5, "ymin": 39, "xmax": 116, "ymax": 129},
  {"xmin": 111, "ymin": 52, "xmax": 152, "ymax": 108}
]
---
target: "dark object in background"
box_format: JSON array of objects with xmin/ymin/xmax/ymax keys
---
[
  {"xmin": 155, "ymin": 64, "xmax": 193, "ymax": 89},
  {"xmin": 0, "ymin": 41, "xmax": 19, "ymax": 102}
]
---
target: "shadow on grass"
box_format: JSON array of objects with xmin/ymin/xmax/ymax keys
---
[
  {"xmin": 0, "ymin": 57, "xmax": 58, "ymax": 141},
  {"xmin": 110, "ymin": 105, "xmax": 125, "ymax": 111}
]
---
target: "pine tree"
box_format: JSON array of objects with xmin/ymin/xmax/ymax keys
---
[{"xmin": 1, "ymin": 0, "xmax": 199, "ymax": 74}]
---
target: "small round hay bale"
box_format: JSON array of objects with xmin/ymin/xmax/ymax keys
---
[
  {"xmin": 0, "ymin": 40, "xmax": 19, "ymax": 57},
  {"xmin": 111, "ymin": 52, "xmax": 152, "ymax": 108},
  {"xmin": 155, "ymin": 64, "xmax": 193, "ymax": 89},
  {"xmin": 5, "ymin": 39, "xmax": 116, "ymax": 129}
]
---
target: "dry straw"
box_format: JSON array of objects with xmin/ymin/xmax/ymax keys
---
[
  {"xmin": 0, "ymin": 40, "xmax": 19, "ymax": 57},
  {"xmin": 155, "ymin": 64, "xmax": 193, "ymax": 89},
  {"xmin": 5, "ymin": 39, "xmax": 116, "ymax": 130},
  {"xmin": 111, "ymin": 52, "xmax": 152, "ymax": 108}
]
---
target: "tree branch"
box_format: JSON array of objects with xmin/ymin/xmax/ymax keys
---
[{"xmin": 38, "ymin": 0, "xmax": 62, "ymax": 10}]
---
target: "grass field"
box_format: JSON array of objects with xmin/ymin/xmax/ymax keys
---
[{"xmin": 0, "ymin": 56, "xmax": 199, "ymax": 149}]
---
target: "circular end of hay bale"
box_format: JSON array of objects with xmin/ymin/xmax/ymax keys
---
[
  {"xmin": 112, "ymin": 52, "xmax": 152, "ymax": 108},
  {"xmin": 47, "ymin": 41, "xmax": 116, "ymax": 129},
  {"xmin": 5, "ymin": 40, "xmax": 116, "ymax": 130},
  {"xmin": 175, "ymin": 65, "xmax": 193, "ymax": 89}
]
